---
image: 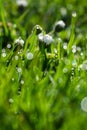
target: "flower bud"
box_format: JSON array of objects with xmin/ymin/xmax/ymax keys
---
[
  {"xmin": 53, "ymin": 20, "xmax": 65, "ymax": 32},
  {"xmin": 32, "ymin": 25, "xmax": 43, "ymax": 35}
]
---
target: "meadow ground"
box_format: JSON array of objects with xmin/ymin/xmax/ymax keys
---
[{"xmin": 0, "ymin": 0, "xmax": 87, "ymax": 130}]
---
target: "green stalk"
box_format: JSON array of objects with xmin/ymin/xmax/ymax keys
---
[{"xmin": 0, "ymin": 0, "xmax": 8, "ymax": 35}]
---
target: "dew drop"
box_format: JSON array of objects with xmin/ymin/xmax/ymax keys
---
[
  {"xmin": 26, "ymin": 52, "xmax": 34, "ymax": 60},
  {"xmin": 63, "ymin": 68, "xmax": 68, "ymax": 73},
  {"xmin": 60, "ymin": 7, "xmax": 67, "ymax": 16},
  {"xmin": 72, "ymin": 49, "xmax": 76, "ymax": 53},
  {"xmin": 64, "ymin": 59, "xmax": 70, "ymax": 65},
  {"xmin": 36, "ymin": 75, "xmax": 39, "ymax": 81},
  {"xmin": 20, "ymin": 80, "xmax": 24, "ymax": 85},
  {"xmin": 63, "ymin": 43, "xmax": 67, "ymax": 50},
  {"xmin": 15, "ymin": 55, "xmax": 19, "ymax": 60},
  {"xmin": 72, "ymin": 12, "xmax": 77, "ymax": 17},
  {"xmin": 7, "ymin": 43, "xmax": 11, "ymax": 49},
  {"xmin": 75, "ymin": 84, "xmax": 80, "ymax": 92},
  {"xmin": 38, "ymin": 33, "xmax": 44, "ymax": 41},
  {"xmin": 72, "ymin": 60, "xmax": 77, "ymax": 67},
  {"xmin": 79, "ymin": 60, "xmax": 87, "ymax": 71},
  {"xmin": 72, "ymin": 45, "xmax": 77, "ymax": 53},
  {"xmin": 80, "ymin": 52, "xmax": 83, "ymax": 56},
  {"xmin": 9, "ymin": 98, "xmax": 14, "ymax": 104},
  {"xmin": 58, "ymin": 77, "xmax": 63, "ymax": 84},
  {"xmin": 2, "ymin": 52, "xmax": 7, "ymax": 57},
  {"xmin": 81, "ymin": 97, "xmax": 87, "ymax": 112},
  {"xmin": 12, "ymin": 77, "xmax": 15, "ymax": 81},
  {"xmin": 2, "ymin": 48, "xmax": 6, "ymax": 53},
  {"xmin": 77, "ymin": 47, "xmax": 81, "ymax": 52},
  {"xmin": 17, "ymin": 67, "xmax": 22, "ymax": 73},
  {"xmin": 81, "ymin": 64, "xmax": 87, "ymax": 70},
  {"xmin": 54, "ymin": 48, "xmax": 57, "ymax": 54}
]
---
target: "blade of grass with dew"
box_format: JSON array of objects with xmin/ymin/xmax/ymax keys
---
[
  {"xmin": 23, "ymin": 30, "xmax": 37, "ymax": 56},
  {"xmin": 58, "ymin": 39, "xmax": 61, "ymax": 60},
  {"xmin": 67, "ymin": 12, "xmax": 77, "ymax": 53}
]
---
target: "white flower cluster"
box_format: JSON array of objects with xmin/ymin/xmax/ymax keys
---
[
  {"xmin": 15, "ymin": 37, "xmax": 24, "ymax": 47},
  {"xmin": 38, "ymin": 33, "xmax": 54, "ymax": 45},
  {"xmin": 16, "ymin": 0, "xmax": 28, "ymax": 7}
]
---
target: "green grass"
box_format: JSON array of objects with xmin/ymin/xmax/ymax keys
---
[{"xmin": 1, "ymin": 0, "xmax": 87, "ymax": 130}]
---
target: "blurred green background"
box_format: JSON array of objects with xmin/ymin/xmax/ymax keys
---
[{"xmin": 1, "ymin": 0, "xmax": 87, "ymax": 36}]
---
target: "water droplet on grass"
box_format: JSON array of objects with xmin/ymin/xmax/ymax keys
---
[
  {"xmin": 20, "ymin": 80, "xmax": 24, "ymax": 85},
  {"xmin": 38, "ymin": 33, "xmax": 44, "ymax": 41},
  {"xmin": 63, "ymin": 68, "xmax": 68, "ymax": 73},
  {"xmin": 12, "ymin": 77, "xmax": 14, "ymax": 81},
  {"xmin": 72, "ymin": 12, "xmax": 77, "ymax": 17},
  {"xmin": 15, "ymin": 55, "xmax": 19, "ymax": 60},
  {"xmin": 79, "ymin": 60, "xmax": 87, "ymax": 71},
  {"xmin": 80, "ymin": 52, "xmax": 83, "ymax": 56},
  {"xmin": 81, "ymin": 64, "xmax": 87, "ymax": 70},
  {"xmin": 2, "ymin": 48, "xmax": 6, "ymax": 53},
  {"xmin": 72, "ymin": 49, "xmax": 76, "ymax": 53},
  {"xmin": 9, "ymin": 98, "xmax": 14, "ymax": 104},
  {"xmin": 77, "ymin": 47, "xmax": 81, "ymax": 52},
  {"xmin": 63, "ymin": 43, "xmax": 67, "ymax": 50},
  {"xmin": 36, "ymin": 75, "xmax": 39, "ymax": 81},
  {"xmin": 26, "ymin": 52, "xmax": 33, "ymax": 60},
  {"xmin": 64, "ymin": 59, "xmax": 70, "ymax": 65},
  {"xmin": 32, "ymin": 25, "xmax": 43, "ymax": 35},
  {"xmin": 7, "ymin": 43, "xmax": 11, "ymax": 49},
  {"xmin": 75, "ymin": 84, "xmax": 80, "ymax": 92},
  {"xmin": 72, "ymin": 45, "xmax": 77, "ymax": 53},
  {"xmin": 60, "ymin": 7, "xmax": 67, "ymax": 16},
  {"xmin": 54, "ymin": 48, "xmax": 57, "ymax": 54},
  {"xmin": 17, "ymin": 67, "xmax": 22, "ymax": 73},
  {"xmin": 17, "ymin": 49, "xmax": 23, "ymax": 55},
  {"xmin": 81, "ymin": 97, "xmax": 87, "ymax": 112},
  {"xmin": 72, "ymin": 60, "xmax": 77, "ymax": 67},
  {"xmin": 2, "ymin": 52, "xmax": 7, "ymax": 57},
  {"xmin": 58, "ymin": 77, "xmax": 63, "ymax": 84}
]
